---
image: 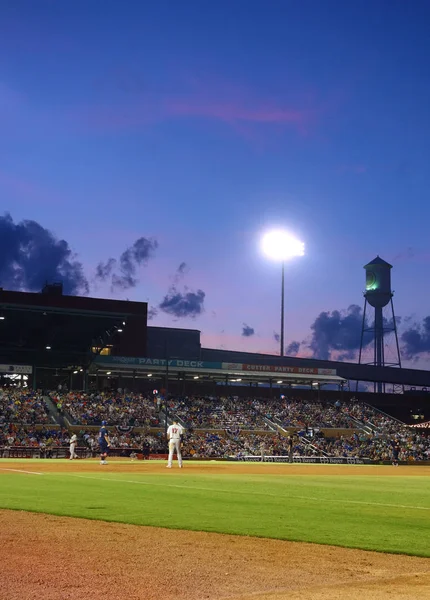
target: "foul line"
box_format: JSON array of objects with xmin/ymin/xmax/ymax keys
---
[
  {"xmin": 0, "ymin": 468, "xmax": 44, "ymax": 475},
  {"xmin": 69, "ymin": 474, "xmax": 430, "ymax": 512}
]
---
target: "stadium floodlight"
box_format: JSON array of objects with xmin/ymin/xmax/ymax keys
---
[{"xmin": 261, "ymin": 229, "xmax": 305, "ymax": 357}]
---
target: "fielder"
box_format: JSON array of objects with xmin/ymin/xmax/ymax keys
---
[
  {"xmin": 99, "ymin": 421, "xmax": 111, "ymax": 465},
  {"xmin": 69, "ymin": 433, "xmax": 78, "ymax": 460},
  {"xmin": 166, "ymin": 420, "xmax": 184, "ymax": 468}
]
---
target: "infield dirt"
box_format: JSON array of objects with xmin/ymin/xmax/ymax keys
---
[{"xmin": 1, "ymin": 460, "xmax": 429, "ymax": 599}]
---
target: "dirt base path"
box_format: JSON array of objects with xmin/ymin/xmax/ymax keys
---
[
  {"xmin": 1, "ymin": 510, "xmax": 429, "ymax": 600},
  {"xmin": 2, "ymin": 458, "xmax": 430, "ymax": 477}
]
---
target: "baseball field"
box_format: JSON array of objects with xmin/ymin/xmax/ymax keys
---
[{"xmin": 1, "ymin": 459, "xmax": 429, "ymax": 599}]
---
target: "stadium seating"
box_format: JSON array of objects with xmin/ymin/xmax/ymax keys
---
[
  {"xmin": 0, "ymin": 389, "xmax": 51, "ymax": 424},
  {"xmin": 1, "ymin": 387, "xmax": 429, "ymax": 462}
]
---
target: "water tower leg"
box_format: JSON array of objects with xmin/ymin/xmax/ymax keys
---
[
  {"xmin": 356, "ymin": 298, "xmax": 368, "ymax": 392},
  {"xmin": 375, "ymin": 306, "xmax": 383, "ymax": 393}
]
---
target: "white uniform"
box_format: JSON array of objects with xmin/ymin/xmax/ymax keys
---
[
  {"xmin": 69, "ymin": 434, "xmax": 78, "ymax": 460},
  {"xmin": 167, "ymin": 423, "xmax": 184, "ymax": 468}
]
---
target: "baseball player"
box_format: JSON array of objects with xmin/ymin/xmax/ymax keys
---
[
  {"xmin": 166, "ymin": 420, "xmax": 184, "ymax": 468},
  {"xmin": 69, "ymin": 433, "xmax": 78, "ymax": 460},
  {"xmin": 99, "ymin": 421, "xmax": 111, "ymax": 465}
]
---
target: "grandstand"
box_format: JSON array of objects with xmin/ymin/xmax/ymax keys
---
[{"xmin": 0, "ymin": 286, "xmax": 429, "ymax": 464}]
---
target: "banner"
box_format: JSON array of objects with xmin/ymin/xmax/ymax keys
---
[
  {"xmin": 0, "ymin": 364, "xmax": 32, "ymax": 375},
  {"xmin": 95, "ymin": 356, "xmax": 222, "ymax": 370},
  {"xmin": 240, "ymin": 455, "xmax": 368, "ymax": 464},
  {"xmin": 238, "ymin": 364, "xmax": 337, "ymax": 376},
  {"xmin": 116, "ymin": 426, "xmax": 134, "ymax": 434}
]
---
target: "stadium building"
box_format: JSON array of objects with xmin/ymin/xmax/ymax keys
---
[{"xmin": 1, "ymin": 285, "xmax": 430, "ymax": 424}]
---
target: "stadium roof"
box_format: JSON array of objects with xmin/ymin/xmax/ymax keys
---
[
  {"xmin": 364, "ymin": 256, "xmax": 393, "ymax": 268},
  {"xmin": 92, "ymin": 355, "xmax": 346, "ymax": 386},
  {"xmin": 0, "ymin": 288, "xmax": 147, "ymax": 368}
]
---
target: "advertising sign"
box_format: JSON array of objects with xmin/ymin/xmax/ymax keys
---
[{"xmin": 0, "ymin": 364, "xmax": 32, "ymax": 375}]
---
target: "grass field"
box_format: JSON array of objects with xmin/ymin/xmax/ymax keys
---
[{"xmin": 1, "ymin": 459, "xmax": 429, "ymax": 558}]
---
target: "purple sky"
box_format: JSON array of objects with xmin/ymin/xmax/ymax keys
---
[{"xmin": 1, "ymin": 1, "xmax": 430, "ymax": 367}]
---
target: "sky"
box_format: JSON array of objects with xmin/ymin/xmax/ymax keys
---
[{"xmin": 1, "ymin": 0, "xmax": 430, "ymax": 368}]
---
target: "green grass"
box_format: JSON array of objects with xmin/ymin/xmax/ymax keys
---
[{"xmin": 1, "ymin": 460, "xmax": 429, "ymax": 557}]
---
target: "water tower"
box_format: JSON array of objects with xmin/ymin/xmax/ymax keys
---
[{"xmin": 357, "ymin": 257, "xmax": 402, "ymax": 393}]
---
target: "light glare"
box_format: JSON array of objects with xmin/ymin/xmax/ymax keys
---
[{"xmin": 261, "ymin": 230, "xmax": 305, "ymax": 261}]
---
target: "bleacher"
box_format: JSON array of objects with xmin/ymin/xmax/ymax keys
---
[{"xmin": 1, "ymin": 387, "xmax": 429, "ymax": 462}]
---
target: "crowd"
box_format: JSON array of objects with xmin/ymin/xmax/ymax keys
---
[
  {"xmin": 308, "ymin": 429, "xmax": 430, "ymax": 462},
  {"xmin": 50, "ymin": 391, "xmax": 160, "ymax": 427},
  {"xmin": 80, "ymin": 430, "xmax": 165, "ymax": 453},
  {"xmin": 0, "ymin": 424, "xmax": 72, "ymax": 448},
  {"xmin": 168, "ymin": 396, "xmax": 269, "ymax": 429},
  {"xmin": 181, "ymin": 432, "xmax": 240, "ymax": 458},
  {"xmin": 0, "ymin": 389, "xmax": 50, "ymax": 424},
  {"xmin": 1, "ymin": 386, "xmax": 429, "ymax": 462},
  {"xmin": 252, "ymin": 397, "xmax": 356, "ymax": 429}
]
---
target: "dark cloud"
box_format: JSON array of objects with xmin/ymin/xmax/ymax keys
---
[
  {"xmin": 0, "ymin": 213, "xmax": 88, "ymax": 295},
  {"xmin": 285, "ymin": 341, "xmax": 300, "ymax": 356},
  {"xmin": 242, "ymin": 324, "xmax": 255, "ymax": 337},
  {"xmin": 159, "ymin": 287, "xmax": 205, "ymax": 318},
  {"xmin": 147, "ymin": 306, "xmax": 158, "ymax": 321},
  {"xmin": 401, "ymin": 317, "xmax": 430, "ymax": 359},
  {"xmin": 177, "ymin": 262, "xmax": 187, "ymax": 274},
  {"xmin": 308, "ymin": 304, "xmax": 372, "ymax": 360},
  {"xmin": 95, "ymin": 236, "xmax": 158, "ymax": 290},
  {"xmin": 95, "ymin": 258, "xmax": 116, "ymax": 281}
]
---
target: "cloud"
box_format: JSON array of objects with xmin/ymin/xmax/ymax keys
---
[
  {"xmin": 308, "ymin": 304, "xmax": 372, "ymax": 360},
  {"xmin": 242, "ymin": 324, "xmax": 255, "ymax": 337},
  {"xmin": 95, "ymin": 258, "xmax": 116, "ymax": 281},
  {"xmin": 285, "ymin": 341, "xmax": 300, "ymax": 356},
  {"xmin": 159, "ymin": 287, "xmax": 205, "ymax": 319},
  {"xmin": 401, "ymin": 317, "xmax": 430, "ymax": 359},
  {"xmin": 0, "ymin": 213, "xmax": 88, "ymax": 295},
  {"xmin": 95, "ymin": 237, "xmax": 158, "ymax": 290},
  {"xmin": 177, "ymin": 262, "xmax": 187, "ymax": 274},
  {"xmin": 147, "ymin": 306, "xmax": 158, "ymax": 321},
  {"xmin": 71, "ymin": 76, "xmax": 317, "ymax": 138},
  {"xmin": 170, "ymin": 261, "xmax": 190, "ymax": 286},
  {"xmin": 273, "ymin": 332, "xmax": 280, "ymax": 343}
]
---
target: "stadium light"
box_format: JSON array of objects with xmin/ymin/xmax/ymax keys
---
[
  {"xmin": 45, "ymin": 346, "xmax": 51, "ymax": 350},
  {"xmin": 106, "ymin": 371, "xmax": 111, "ymax": 375},
  {"xmin": 193, "ymin": 376, "xmax": 199, "ymax": 379},
  {"xmin": 261, "ymin": 229, "xmax": 305, "ymax": 357},
  {"xmin": 277, "ymin": 380, "xmax": 283, "ymax": 384},
  {"xmin": 147, "ymin": 373, "xmax": 152, "ymax": 377}
]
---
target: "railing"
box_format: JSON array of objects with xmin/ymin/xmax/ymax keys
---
[
  {"xmin": 0, "ymin": 446, "xmax": 163, "ymax": 459},
  {"xmin": 300, "ymin": 436, "xmax": 329, "ymax": 457}
]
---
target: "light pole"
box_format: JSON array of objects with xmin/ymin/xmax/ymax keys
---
[{"xmin": 261, "ymin": 230, "xmax": 305, "ymax": 357}]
